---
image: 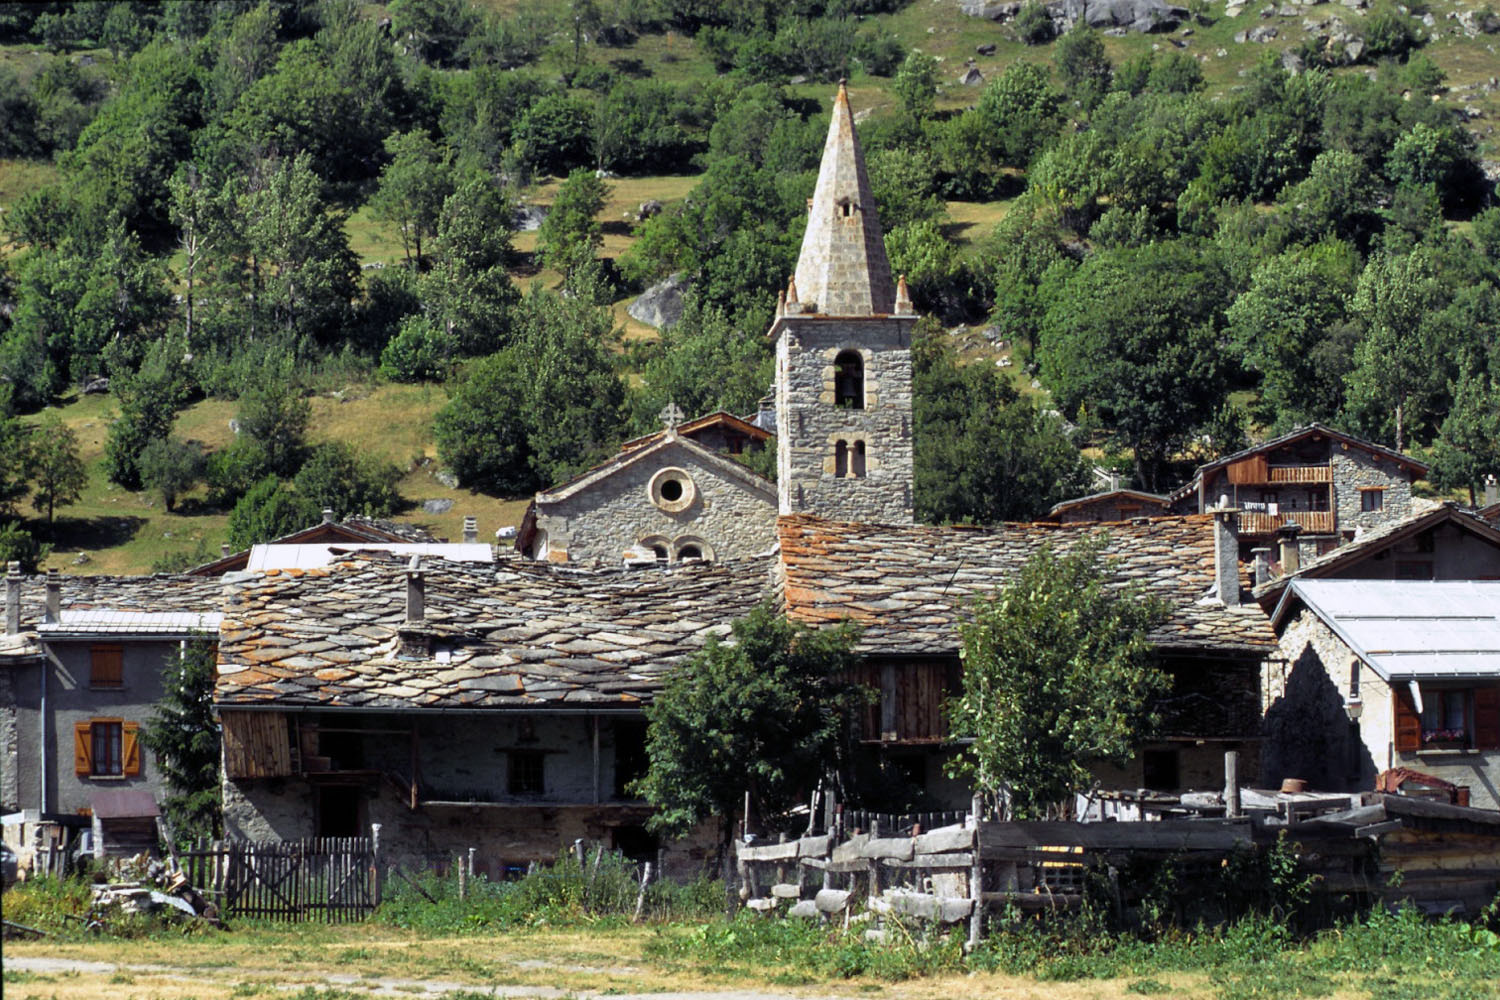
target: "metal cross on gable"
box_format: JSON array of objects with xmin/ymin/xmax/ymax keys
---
[{"xmin": 659, "ymin": 401, "xmax": 685, "ymax": 431}]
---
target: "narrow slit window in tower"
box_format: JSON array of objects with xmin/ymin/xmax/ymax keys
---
[
  {"xmin": 852, "ymin": 440, "xmax": 867, "ymax": 478},
  {"xmin": 834, "ymin": 440, "xmax": 849, "ymax": 478},
  {"xmin": 835, "ymin": 351, "xmax": 864, "ymax": 408}
]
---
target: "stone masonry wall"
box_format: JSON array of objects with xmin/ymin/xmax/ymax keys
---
[
  {"xmin": 776, "ymin": 315, "xmax": 915, "ymax": 524},
  {"xmin": 535, "ymin": 442, "xmax": 777, "ymax": 565},
  {"xmin": 0, "ymin": 665, "xmax": 18, "ymax": 813},
  {"xmin": 1331, "ymin": 448, "xmax": 1415, "ymax": 533}
]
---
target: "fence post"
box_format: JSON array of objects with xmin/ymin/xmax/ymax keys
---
[
  {"xmin": 967, "ymin": 792, "xmax": 983, "ymax": 952},
  {"xmin": 1224, "ymin": 751, "xmax": 1242, "ymax": 819},
  {"xmin": 458, "ymin": 849, "xmax": 467, "ymax": 901},
  {"xmin": 370, "ymin": 824, "xmax": 383, "ymax": 908},
  {"xmin": 634, "ymin": 861, "xmax": 653, "ymax": 923}
]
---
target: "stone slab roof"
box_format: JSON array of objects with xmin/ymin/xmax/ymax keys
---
[
  {"xmin": 2, "ymin": 573, "xmax": 227, "ymax": 661},
  {"xmin": 214, "ymin": 554, "xmax": 773, "ymax": 711},
  {"xmin": 777, "ymin": 514, "xmax": 1274, "ymax": 655}
]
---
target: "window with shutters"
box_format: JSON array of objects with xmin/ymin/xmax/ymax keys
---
[
  {"xmin": 90, "ymin": 645, "xmax": 124, "ymax": 688},
  {"xmin": 1394, "ymin": 685, "xmax": 1500, "ymax": 752},
  {"xmin": 74, "ymin": 719, "xmax": 141, "ymax": 777}
]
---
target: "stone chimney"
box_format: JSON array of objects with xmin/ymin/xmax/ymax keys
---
[
  {"xmin": 322, "ymin": 507, "xmax": 336, "ymax": 524},
  {"xmin": 4, "ymin": 562, "xmax": 20, "ymax": 634},
  {"xmin": 405, "ymin": 555, "xmax": 424, "ymax": 624},
  {"xmin": 1213, "ymin": 508, "xmax": 1240, "ymax": 607},
  {"xmin": 1486, "ymin": 474, "xmax": 1499, "ymax": 507},
  {"xmin": 755, "ymin": 392, "xmax": 777, "ymax": 433},
  {"xmin": 44, "ymin": 569, "xmax": 60, "ymax": 624},
  {"xmin": 462, "ymin": 516, "xmax": 478, "ymax": 544},
  {"xmin": 221, "ymin": 542, "xmax": 232, "ymax": 556},
  {"xmin": 1251, "ymin": 547, "xmax": 1273, "ymax": 588},
  {"xmin": 1277, "ymin": 521, "xmax": 1303, "ymax": 576}
]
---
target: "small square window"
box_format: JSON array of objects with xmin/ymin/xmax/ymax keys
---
[
  {"xmin": 509, "ymin": 750, "xmax": 545, "ymax": 796},
  {"xmin": 1361, "ymin": 490, "xmax": 1384, "ymax": 512},
  {"xmin": 90, "ymin": 646, "xmax": 124, "ymax": 688}
]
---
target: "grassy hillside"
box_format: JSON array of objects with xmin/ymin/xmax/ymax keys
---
[{"xmin": 15, "ymin": 387, "xmax": 529, "ymax": 575}]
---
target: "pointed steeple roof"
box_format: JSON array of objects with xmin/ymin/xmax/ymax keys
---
[{"xmin": 792, "ymin": 82, "xmax": 895, "ymax": 316}]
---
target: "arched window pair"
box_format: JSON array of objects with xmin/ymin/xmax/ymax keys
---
[
  {"xmin": 834, "ymin": 440, "xmax": 867, "ymax": 479},
  {"xmin": 637, "ymin": 535, "xmax": 712, "ymax": 564},
  {"xmin": 834, "ymin": 351, "xmax": 864, "ymax": 409}
]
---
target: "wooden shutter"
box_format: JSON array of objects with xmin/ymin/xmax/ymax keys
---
[
  {"xmin": 1475, "ymin": 687, "xmax": 1500, "ymax": 751},
  {"xmin": 74, "ymin": 722, "xmax": 93, "ymax": 775},
  {"xmin": 91, "ymin": 646, "xmax": 123, "ymax": 688},
  {"xmin": 122, "ymin": 722, "xmax": 141, "ymax": 776},
  {"xmin": 1393, "ymin": 687, "xmax": 1421, "ymax": 753}
]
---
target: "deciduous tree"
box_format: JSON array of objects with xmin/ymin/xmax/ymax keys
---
[
  {"xmin": 25, "ymin": 414, "xmax": 88, "ymax": 530},
  {"xmin": 946, "ymin": 539, "xmax": 1169, "ymax": 819},
  {"xmin": 633, "ymin": 601, "xmax": 862, "ymax": 870}
]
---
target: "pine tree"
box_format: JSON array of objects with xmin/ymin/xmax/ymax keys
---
[{"xmin": 142, "ymin": 641, "xmax": 222, "ymax": 844}]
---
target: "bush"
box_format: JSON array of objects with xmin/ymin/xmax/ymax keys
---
[
  {"xmin": 225, "ymin": 476, "xmax": 318, "ymax": 550},
  {"xmin": 1014, "ymin": 2, "xmax": 1055, "ymax": 45},
  {"xmin": 379, "ymin": 314, "xmax": 451, "ymax": 383},
  {"xmin": 205, "ymin": 437, "xmax": 273, "ymax": 509},
  {"xmin": 292, "ymin": 442, "xmax": 402, "ymax": 518},
  {"xmin": 0, "ymin": 521, "xmax": 51, "ymax": 573},
  {"xmin": 139, "ymin": 437, "xmax": 204, "ymax": 512}
]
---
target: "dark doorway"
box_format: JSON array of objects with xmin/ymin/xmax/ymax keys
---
[
  {"xmin": 611, "ymin": 824, "xmax": 659, "ymax": 865},
  {"xmin": 316, "ymin": 785, "xmax": 364, "ymax": 837},
  {"xmin": 1142, "ymin": 749, "xmax": 1180, "ymax": 791}
]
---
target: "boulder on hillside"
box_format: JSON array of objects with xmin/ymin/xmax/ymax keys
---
[
  {"xmin": 1049, "ymin": 0, "xmax": 1188, "ymax": 33},
  {"xmin": 628, "ymin": 272, "xmax": 691, "ymax": 330},
  {"xmin": 512, "ymin": 204, "xmax": 547, "ymax": 232},
  {"xmin": 959, "ymin": 65, "xmax": 985, "ymax": 86},
  {"xmin": 960, "ymin": 1, "xmax": 1022, "ymax": 19}
]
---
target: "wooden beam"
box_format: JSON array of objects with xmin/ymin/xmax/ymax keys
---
[{"xmin": 979, "ymin": 820, "xmax": 1252, "ymax": 853}]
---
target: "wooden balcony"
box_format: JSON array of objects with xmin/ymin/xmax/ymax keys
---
[
  {"xmin": 1267, "ymin": 465, "xmax": 1332, "ymax": 484},
  {"xmin": 1237, "ymin": 510, "xmax": 1336, "ymax": 535}
]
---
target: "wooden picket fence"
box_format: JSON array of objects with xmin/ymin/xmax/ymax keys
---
[{"xmin": 179, "ymin": 837, "xmax": 380, "ymax": 922}]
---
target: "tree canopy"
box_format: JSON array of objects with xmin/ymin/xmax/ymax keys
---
[{"xmin": 946, "ymin": 538, "xmax": 1170, "ymax": 820}]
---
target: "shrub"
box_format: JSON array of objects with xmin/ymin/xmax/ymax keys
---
[
  {"xmin": 139, "ymin": 436, "xmax": 204, "ymax": 512},
  {"xmin": 1014, "ymin": 2, "xmax": 1055, "ymax": 45}
]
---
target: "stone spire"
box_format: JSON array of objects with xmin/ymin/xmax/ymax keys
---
[{"xmin": 792, "ymin": 82, "xmax": 895, "ymax": 316}]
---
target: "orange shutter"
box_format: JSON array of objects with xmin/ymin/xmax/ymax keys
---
[
  {"xmin": 74, "ymin": 722, "xmax": 92, "ymax": 775},
  {"xmin": 1475, "ymin": 687, "xmax": 1500, "ymax": 751},
  {"xmin": 122, "ymin": 722, "xmax": 141, "ymax": 776},
  {"xmin": 1393, "ymin": 688, "xmax": 1421, "ymax": 753}
]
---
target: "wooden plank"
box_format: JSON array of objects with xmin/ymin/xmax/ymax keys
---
[
  {"xmin": 831, "ymin": 833, "xmax": 870, "ymax": 864},
  {"xmin": 1355, "ymin": 820, "xmax": 1404, "ymax": 839},
  {"xmin": 980, "ymin": 820, "xmax": 1251, "ymax": 852},
  {"xmin": 862, "ymin": 837, "xmax": 915, "ymax": 861},
  {"xmin": 797, "ymin": 834, "xmax": 831, "ymax": 858},
  {"xmin": 882, "ymin": 852, "xmax": 974, "ymax": 869},
  {"xmin": 739, "ymin": 840, "xmax": 800, "ymax": 862},
  {"xmin": 980, "ymin": 890, "xmax": 1083, "ymax": 911},
  {"xmin": 914, "ymin": 825, "xmax": 974, "ymax": 855}
]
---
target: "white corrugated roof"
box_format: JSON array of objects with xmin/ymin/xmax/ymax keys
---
[
  {"xmin": 246, "ymin": 543, "xmax": 494, "ymax": 571},
  {"xmin": 1277, "ymin": 580, "xmax": 1500, "ymax": 681},
  {"xmin": 38, "ymin": 610, "xmax": 223, "ymax": 635}
]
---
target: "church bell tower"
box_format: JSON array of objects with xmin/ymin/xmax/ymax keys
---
[{"xmin": 772, "ymin": 82, "xmax": 917, "ymax": 524}]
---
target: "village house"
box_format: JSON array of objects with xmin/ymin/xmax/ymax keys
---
[
  {"xmin": 1, "ymin": 565, "xmax": 223, "ymax": 857},
  {"xmin": 187, "ymin": 510, "xmax": 441, "ymax": 576},
  {"xmin": 1263, "ymin": 579, "xmax": 1500, "ymax": 810},
  {"xmin": 1041, "ymin": 488, "xmax": 1172, "ymax": 524},
  {"xmin": 212, "ymin": 552, "xmax": 767, "ymax": 874},
  {"xmin": 1168, "ymin": 424, "xmax": 1429, "ymax": 565}
]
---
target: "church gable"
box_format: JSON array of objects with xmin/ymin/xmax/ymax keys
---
[{"xmin": 528, "ymin": 437, "xmax": 776, "ymax": 566}]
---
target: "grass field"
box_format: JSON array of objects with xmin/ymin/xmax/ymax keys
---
[{"xmin": 3, "ymin": 913, "xmax": 1497, "ymax": 1000}]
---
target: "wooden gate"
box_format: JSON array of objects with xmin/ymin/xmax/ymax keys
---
[{"xmin": 181, "ymin": 837, "xmax": 379, "ymax": 922}]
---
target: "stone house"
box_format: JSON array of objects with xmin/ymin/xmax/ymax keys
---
[
  {"xmin": 1, "ymin": 566, "xmax": 223, "ymax": 853},
  {"xmin": 1169, "ymin": 424, "xmax": 1429, "ymax": 565},
  {"xmin": 515, "ymin": 429, "xmax": 778, "ymax": 565},
  {"xmin": 777, "ymin": 510, "xmax": 1273, "ymax": 803},
  {"xmin": 213, "ymin": 552, "xmax": 767, "ymax": 875},
  {"xmin": 1263, "ymin": 579, "xmax": 1500, "ymax": 810}
]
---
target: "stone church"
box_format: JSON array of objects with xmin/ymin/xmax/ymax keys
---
[{"xmin": 517, "ymin": 82, "xmax": 917, "ymax": 566}]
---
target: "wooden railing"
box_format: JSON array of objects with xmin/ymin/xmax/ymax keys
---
[
  {"xmin": 1238, "ymin": 510, "xmax": 1336, "ymax": 535},
  {"xmin": 1267, "ymin": 466, "xmax": 1333, "ymax": 484}
]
